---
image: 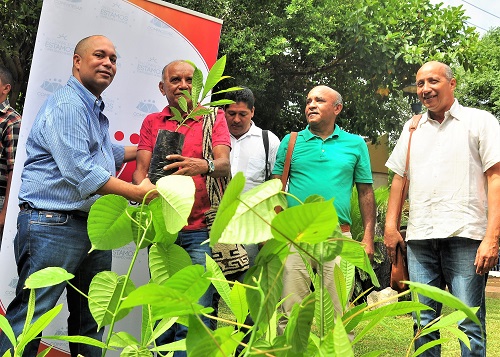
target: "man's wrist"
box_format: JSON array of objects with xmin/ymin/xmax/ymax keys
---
[{"xmin": 204, "ymin": 158, "xmax": 215, "ymax": 175}]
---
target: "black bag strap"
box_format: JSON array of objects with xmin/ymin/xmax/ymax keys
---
[{"xmin": 262, "ymin": 129, "xmax": 271, "ymax": 181}]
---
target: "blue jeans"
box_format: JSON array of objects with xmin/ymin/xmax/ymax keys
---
[
  {"xmin": 0, "ymin": 208, "xmax": 111, "ymax": 357},
  {"xmin": 407, "ymin": 238, "xmax": 486, "ymax": 357},
  {"xmin": 156, "ymin": 229, "xmax": 213, "ymax": 357}
]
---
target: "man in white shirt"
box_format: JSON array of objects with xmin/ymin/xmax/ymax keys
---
[
  {"xmin": 224, "ymin": 86, "xmax": 280, "ymax": 267},
  {"xmin": 211, "ymin": 87, "xmax": 280, "ymax": 346},
  {"xmin": 225, "ymin": 87, "xmax": 280, "ymax": 196},
  {"xmin": 384, "ymin": 61, "xmax": 500, "ymax": 357}
]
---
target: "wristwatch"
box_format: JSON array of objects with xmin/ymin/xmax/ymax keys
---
[{"xmin": 204, "ymin": 158, "xmax": 215, "ymax": 175}]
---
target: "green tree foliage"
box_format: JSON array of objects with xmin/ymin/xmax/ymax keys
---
[
  {"xmin": 0, "ymin": 0, "xmax": 42, "ymax": 110},
  {"xmin": 2, "ymin": 0, "xmax": 479, "ymax": 139},
  {"xmin": 171, "ymin": 0, "xmax": 478, "ymax": 140},
  {"xmin": 455, "ymin": 28, "xmax": 500, "ymax": 118}
]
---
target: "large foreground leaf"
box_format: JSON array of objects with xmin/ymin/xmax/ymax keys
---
[
  {"xmin": 156, "ymin": 176, "xmax": 196, "ymax": 234},
  {"xmin": 25, "ymin": 267, "xmax": 74, "ymax": 289},
  {"xmin": 205, "ymin": 255, "xmax": 232, "ymax": 311},
  {"xmin": 149, "ymin": 243, "xmax": 192, "ymax": 285},
  {"xmin": 148, "ymin": 198, "xmax": 177, "ymax": 244},
  {"xmin": 121, "ymin": 265, "xmax": 211, "ymax": 320},
  {"xmin": 17, "ymin": 304, "xmax": 63, "ymax": 354},
  {"xmin": 285, "ymin": 293, "xmax": 315, "ymax": 354},
  {"xmin": 186, "ymin": 315, "xmax": 243, "ymax": 357},
  {"xmin": 409, "ymin": 282, "xmax": 481, "ymax": 326},
  {"xmin": 89, "ymin": 271, "xmax": 136, "ymax": 329},
  {"xmin": 210, "ymin": 172, "xmax": 245, "ymax": 243},
  {"xmin": 245, "ymin": 253, "xmax": 283, "ymax": 336},
  {"xmin": 215, "ymin": 178, "xmax": 285, "ymax": 245},
  {"xmin": 272, "ymin": 200, "xmax": 338, "ymax": 244},
  {"xmin": 88, "ymin": 195, "xmax": 134, "ymax": 250}
]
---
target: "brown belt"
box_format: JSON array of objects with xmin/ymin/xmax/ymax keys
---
[
  {"xmin": 19, "ymin": 202, "xmax": 89, "ymax": 220},
  {"xmin": 340, "ymin": 224, "xmax": 350, "ymax": 233}
]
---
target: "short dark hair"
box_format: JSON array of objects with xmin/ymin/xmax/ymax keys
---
[
  {"xmin": 0, "ymin": 65, "xmax": 14, "ymax": 86},
  {"xmin": 225, "ymin": 87, "xmax": 254, "ymax": 109}
]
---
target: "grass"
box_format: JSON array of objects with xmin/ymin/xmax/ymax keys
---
[
  {"xmin": 353, "ymin": 297, "xmax": 500, "ymax": 356},
  {"xmin": 218, "ymin": 297, "xmax": 500, "ymax": 356}
]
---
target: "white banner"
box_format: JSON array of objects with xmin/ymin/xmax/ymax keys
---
[{"xmin": 0, "ymin": 0, "xmax": 222, "ymax": 355}]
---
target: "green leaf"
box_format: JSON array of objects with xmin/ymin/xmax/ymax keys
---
[
  {"xmin": 149, "ymin": 243, "xmax": 192, "ymax": 285},
  {"xmin": 334, "ymin": 263, "xmax": 348, "ymax": 313},
  {"xmin": 412, "ymin": 338, "xmax": 451, "ymax": 357},
  {"xmin": 362, "ymin": 301, "xmax": 431, "ymax": 319},
  {"xmin": 0, "ymin": 315, "xmax": 16, "ymax": 349},
  {"xmin": 23, "ymin": 289, "xmax": 36, "ymax": 340},
  {"xmin": 312, "ymin": 272, "xmax": 336, "ymax": 333},
  {"xmin": 271, "ymin": 200, "xmax": 338, "ymax": 244},
  {"xmin": 205, "ymin": 255, "xmax": 232, "ymax": 311},
  {"xmin": 88, "ymin": 194, "xmax": 134, "ymax": 250},
  {"xmin": 25, "ymin": 267, "xmax": 74, "ymax": 289},
  {"xmin": 203, "ymin": 99, "xmax": 236, "ymax": 107},
  {"xmin": 89, "ymin": 271, "xmax": 136, "ymax": 329},
  {"xmin": 168, "ymin": 106, "xmax": 183, "ymax": 124},
  {"xmin": 161, "ymin": 264, "xmax": 211, "ymax": 304},
  {"xmin": 336, "ymin": 239, "xmax": 379, "ymax": 287},
  {"xmin": 353, "ymin": 301, "xmax": 430, "ymax": 345},
  {"xmin": 121, "ymin": 265, "xmax": 211, "ymax": 320},
  {"xmin": 108, "ymin": 331, "xmax": 140, "ymax": 348},
  {"xmin": 210, "ymin": 172, "xmax": 246, "ymax": 244},
  {"xmin": 418, "ymin": 309, "xmax": 474, "ymax": 348},
  {"xmin": 187, "ymin": 316, "xmax": 244, "ymax": 356},
  {"xmin": 333, "ymin": 319, "xmax": 354, "ymax": 357},
  {"xmin": 190, "ymin": 66, "xmax": 204, "ymax": 105},
  {"xmin": 17, "ymin": 304, "xmax": 63, "ymax": 354},
  {"xmin": 120, "ymin": 283, "xmax": 196, "ymax": 319},
  {"xmin": 148, "ymin": 198, "xmax": 178, "ymax": 244},
  {"xmin": 178, "ymin": 96, "xmax": 188, "ymax": 113},
  {"xmin": 150, "ymin": 316, "xmax": 177, "ymax": 343},
  {"xmin": 211, "ymin": 87, "xmax": 243, "ymax": 96},
  {"xmin": 42, "ymin": 335, "xmax": 107, "ymax": 349},
  {"xmin": 245, "ymin": 253, "xmax": 283, "ymax": 335},
  {"xmin": 342, "ymin": 303, "xmax": 366, "ymax": 334},
  {"xmin": 202, "ymin": 55, "xmax": 227, "ymax": 99},
  {"xmin": 408, "ymin": 281, "xmax": 481, "ymax": 326},
  {"xmin": 140, "ymin": 305, "xmax": 154, "ymax": 346},
  {"xmin": 121, "ymin": 345, "xmax": 154, "ymax": 357},
  {"xmin": 156, "ymin": 175, "xmax": 196, "ymax": 234},
  {"xmin": 230, "ymin": 282, "xmax": 248, "ymax": 327},
  {"xmin": 130, "ymin": 206, "xmax": 155, "ymax": 249},
  {"xmin": 36, "ymin": 347, "xmax": 52, "ymax": 357},
  {"xmin": 340, "ymin": 258, "xmax": 356, "ymax": 303},
  {"xmin": 152, "ymin": 338, "xmax": 185, "ymax": 353},
  {"xmin": 254, "ymin": 239, "xmax": 289, "ymax": 266},
  {"xmin": 188, "ymin": 107, "xmax": 212, "ymax": 117},
  {"xmin": 285, "ymin": 292, "xmax": 315, "ymax": 353},
  {"xmin": 216, "ymin": 179, "xmax": 285, "ymax": 245}
]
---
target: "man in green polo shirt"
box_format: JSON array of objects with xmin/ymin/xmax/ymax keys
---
[{"xmin": 272, "ymin": 85, "xmax": 376, "ymax": 333}]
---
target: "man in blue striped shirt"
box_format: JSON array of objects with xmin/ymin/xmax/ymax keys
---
[{"xmin": 0, "ymin": 35, "xmax": 156, "ymax": 357}]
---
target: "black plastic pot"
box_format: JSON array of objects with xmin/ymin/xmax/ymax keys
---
[{"xmin": 148, "ymin": 129, "xmax": 185, "ymax": 184}]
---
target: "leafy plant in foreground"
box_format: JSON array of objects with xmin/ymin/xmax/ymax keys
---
[{"xmin": 2, "ymin": 172, "xmax": 482, "ymax": 356}]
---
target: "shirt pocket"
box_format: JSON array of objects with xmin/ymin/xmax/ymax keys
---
[{"xmin": 247, "ymin": 157, "xmax": 266, "ymax": 182}]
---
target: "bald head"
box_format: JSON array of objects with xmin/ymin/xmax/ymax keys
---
[
  {"xmin": 74, "ymin": 35, "xmax": 108, "ymax": 57},
  {"xmin": 418, "ymin": 61, "xmax": 454, "ymax": 81},
  {"xmin": 305, "ymin": 85, "xmax": 343, "ymax": 138},
  {"xmin": 416, "ymin": 61, "xmax": 456, "ymax": 121},
  {"xmin": 72, "ymin": 35, "xmax": 117, "ymax": 97},
  {"xmin": 159, "ymin": 60, "xmax": 195, "ymax": 111},
  {"xmin": 309, "ymin": 85, "xmax": 343, "ymax": 106}
]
